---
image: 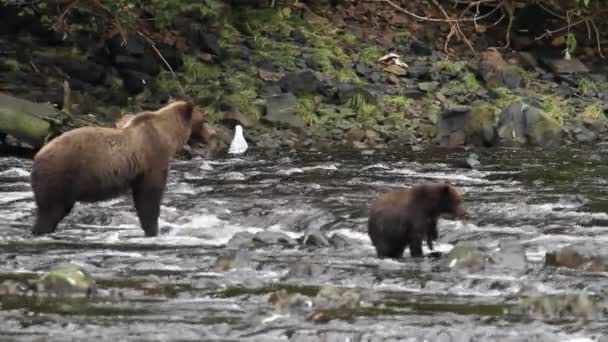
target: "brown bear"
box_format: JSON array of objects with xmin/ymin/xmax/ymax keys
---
[
  {"xmin": 115, "ymin": 105, "xmax": 217, "ymax": 146},
  {"xmin": 367, "ymin": 183, "xmax": 467, "ymax": 259},
  {"xmin": 30, "ymin": 100, "xmax": 196, "ymax": 237}
]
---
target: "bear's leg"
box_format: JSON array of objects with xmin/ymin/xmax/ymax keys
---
[
  {"xmin": 32, "ymin": 202, "xmax": 74, "ymax": 236},
  {"xmin": 409, "ymin": 239, "xmax": 423, "ymax": 258},
  {"xmin": 132, "ymin": 170, "xmax": 167, "ymax": 237}
]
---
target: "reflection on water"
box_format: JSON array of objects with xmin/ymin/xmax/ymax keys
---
[{"xmin": 0, "ymin": 147, "xmax": 607, "ymax": 341}]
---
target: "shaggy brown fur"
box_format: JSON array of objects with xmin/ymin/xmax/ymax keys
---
[
  {"xmin": 30, "ymin": 100, "xmax": 195, "ymax": 237},
  {"xmin": 115, "ymin": 106, "xmax": 216, "ymax": 145},
  {"xmin": 367, "ymin": 183, "xmax": 467, "ymax": 259}
]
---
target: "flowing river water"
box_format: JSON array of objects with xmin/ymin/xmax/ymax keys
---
[{"xmin": 0, "ymin": 146, "xmax": 607, "ymax": 341}]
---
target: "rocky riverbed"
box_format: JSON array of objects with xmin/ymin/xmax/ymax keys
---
[{"xmin": 0, "ymin": 147, "xmax": 608, "ymax": 341}]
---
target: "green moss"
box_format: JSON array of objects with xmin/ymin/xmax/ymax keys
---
[
  {"xmin": 462, "ymin": 72, "xmax": 481, "ymax": 92},
  {"xmin": 383, "ymin": 95, "xmax": 410, "ymax": 112},
  {"xmin": 2, "ymin": 58, "xmax": 20, "ymax": 72},
  {"xmin": 347, "ymin": 94, "xmax": 379, "ymax": 122},
  {"xmin": 183, "ymin": 56, "xmax": 222, "ymax": 81},
  {"xmin": 225, "ymin": 89, "xmax": 260, "ymax": 121},
  {"xmin": 542, "ymin": 95, "xmax": 567, "ymax": 125},
  {"xmin": 218, "ymin": 22, "xmax": 240, "ymax": 50},
  {"xmin": 492, "ymin": 87, "xmax": 520, "ymax": 109},
  {"xmin": 432, "ymin": 60, "xmax": 467, "ymax": 73},
  {"xmin": 332, "ymin": 69, "xmax": 361, "ymax": 83},
  {"xmin": 254, "ymin": 35, "xmax": 299, "ymax": 67},
  {"xmin": 296, "ymin": 96, "xmax": 319, "ymax": 126},
  {"xmin": 358, "ymin": 45, "xmax": 384, "ymax": 65},
  {"xmin": 580, "ymin": 102, "xmax": 605, "ymax": 120},
  {"xmin": 152, "ymin": 0, "xmax": 224, "ymax": 26}
]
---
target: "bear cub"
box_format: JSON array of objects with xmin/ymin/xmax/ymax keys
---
[
  {"xmin": 367, "ymin": 183, "xmax": 467, "ymax": 259},
  {"xmin": 30, "ymin": 100, "xmax": 196, "ymax": 237}
]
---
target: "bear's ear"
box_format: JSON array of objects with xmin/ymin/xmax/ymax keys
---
[
  {"xmin": 440, "ymin": 183, "xmax": 452, "ymax": 196},
  {"xmin": 179, "ymin": 101, "xmax": 194, "ymax": 122}
]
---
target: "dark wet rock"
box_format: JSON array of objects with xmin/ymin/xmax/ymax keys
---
[
  {"xmin": 278, "ymin": 70, "xmax": 323, "ymax": 96},
  {"xmin": 573, "ymin": 125, "xmax": 596, "ymax": 143},
  {"xmin": 510, "ymin": 293, "xmax": 599, "ymax": 321},
  {"xmin": 289, "ymin": 29, "xmax": 307, "ymax": 44},
  {"xmin": 213, "ymin": 250, "xmax": 254, "ymax": 271},
  {"xmin": 436, "ymin": 110, "xmax": 467, "ymax": 148},
  {"xmin": 545, "ymin": 242, "xmax": 608, "ymax": 272},
  {"xmin": 263, "ymin": 93, "xmax": 306, "ymax": 129},
  {"xmin": 441, "ymin": 241, "xmax": 488, "ymax": 273},
  {"xmin": 500, "ymin": 66, "xmax": 523, "ymax": 89},
  {"xmin": 406, "ymin": 63, "xmax": 431, "ymax": 79},
  {"xmin": 355, "ymin": 63, "xmax": 370, "ymax": 76},
  {"xmin": 329, "ymin": 233, "xmax": 359, "ymax": 248},
  {"xmin": 226, "ymin": 231, "xmax": 256, "ymax": 250},
  {"xmin": 119, "ymin": 69, "xmax": 151, "ymax": 95},
  {"xmin": 57, "ymin": 58, "xmax": 106, "ymax": 85},
  {"xmin": 540, "ymin": 57, "xmax": 590, "ymax": 74},
  {"xmin": 253, "ymin": 230, "xmax": 297, "ymax": 247},
  {"xmin": 299, "ymin": 230, "xmax": 331, "ymax": 248},
  {"xmin": 305, "ymin": 56, "xmax": 323, "ymax": 71},
  {"xmin": 418, "ymin": 81, "xmax": 439, "ymax": 92},
  {"xmin": 35, "ymin": 263, "xmax": 96, "ymax": 297},
  {"xmin": 106, "ymin": 32, "xmax": 146, "ymax": 57},
  {"xmin": 257, "ymin": 58, "xmax": 276, "ymax": 72},
  {"xmin": 334, "ymin": 82, "xmax": 383, "ymax": 105},
  {"xmin": 410, "ymin": 39, "xmax": 433, "ymax": 56},
  {"xmin": 496, "ymin": 100, "xmax": 563, "ymax": 146}
]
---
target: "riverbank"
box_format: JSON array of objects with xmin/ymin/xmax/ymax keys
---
[{"xmin": 1, "ymin": 1, "xmax": 608, "ymax": 156}]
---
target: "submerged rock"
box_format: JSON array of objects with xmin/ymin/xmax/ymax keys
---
[
  {"xmin": 213, "ymin": 249, "xmax": 255, "ymax": 271},
  {"xmin": 510, "ymin": 293, "xmax": 599, "ymax": 321},
  {"xmin": 35, "ymin": 263, "xmax": 96, "ymax": 297},
  {"xmin": 441, "ymin": 241, "xmax": 488, "ymax": 273},
  {"xmin": 545, "ymin": 242, "xmax": 608, "ymax": 272}
]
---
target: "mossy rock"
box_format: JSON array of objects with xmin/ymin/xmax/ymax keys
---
[
  {"xmin": 36, "ymin": 263, "xmax": 96, "ymax": 296},
  {"xmin": 524, "ymin": 106, "xmax": 563, "ymax": 146},
  {"xmin": 464, "ymin": 103, "xmax": 499, "ymax": 146}
]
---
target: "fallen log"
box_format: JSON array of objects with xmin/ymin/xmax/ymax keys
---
[{"xmin": 0, "ymin": 92, "xmax": 53, "ymax": 148}]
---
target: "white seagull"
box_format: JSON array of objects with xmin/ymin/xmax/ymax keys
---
[{"xmin": 228, "ymin": 124, "xmax": 248, "ymax": 155}]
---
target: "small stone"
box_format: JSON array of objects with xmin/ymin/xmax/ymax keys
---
[
  {"xmin": 540, "ymin": 57, "xmax": 590, "ymax": 74},
  {"xmin": 355, "ymin": 63, "xmax": 370, "ymax": 76},
  {"xmin": 418, "ymin": 81, "xmax": 440, "ymax": 92}
]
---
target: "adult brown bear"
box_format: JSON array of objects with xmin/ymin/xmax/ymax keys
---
[
  {"xmin": 115, "ymin": 105, "xmax": 217, "ymax": 146},
  {"xmin": 367, "ymin": 183, "xmax": 467, "ymax": 259},
  {"xmin": 30, "ymin": 100, "xmax": 195, "ymax": 237}
]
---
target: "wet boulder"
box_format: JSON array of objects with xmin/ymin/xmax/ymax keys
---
[
  {"xmin": 496, "ymin": 100, "xmax": 563, "ymax": 146},
  {"xmin": 298, "ymin": 229, "xmax": 331, "ymax": 248},
  {"xmin": 35, "ymin": 263, "xmax": 96, "ymax": 297},
  {"xmin": 334, "ymin": 82, "xmax": 383, "ymax": 105},
  {"xmin": 441, "ymin": 241, "xmax": 489, "ymax": 273},
  {"xmin": 262, "ymin": 93, "xmax": 307, "ymax": 129},
  {"xmin": 213, "ymin": 249, "xmax": 255, "ymax": 271},
  {"xmin": 545, "ymin": 242, "xmax": 608, "ymax": 272},
  {"xmin": 278, "ymin": 70, "xmax": 324, "ymax": 96},
  {"xmin": 329, "ymin": 232, "xmax": 359, "ymax": 249},
  {"xmin": 253, "ymin": 230, "xmax": 298, "ymax": 247}
]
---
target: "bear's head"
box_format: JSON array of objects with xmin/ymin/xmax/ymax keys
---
[{"xmin": 435, "ymin": 183, "xmax": 467, "ymax": 219}]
